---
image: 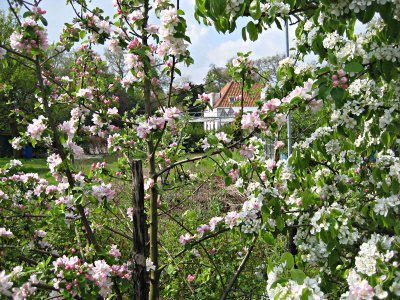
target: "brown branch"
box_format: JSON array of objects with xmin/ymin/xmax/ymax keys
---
[{"xmin": 220, "ymin": 235, "xmax": 258, "ymax": 300}]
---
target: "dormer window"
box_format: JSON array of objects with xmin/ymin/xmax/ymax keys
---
[{"xmin": 229, "ymin": 96, "xmax": 235, "ymax": 103}]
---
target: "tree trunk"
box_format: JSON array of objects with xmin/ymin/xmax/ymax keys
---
[
  {"xmin": 131, "ymin": 160, "xmax": 148, "ymax": 300},
  {"xmin": 141, "ymin": 1, "xmax": 159, "ymax": 298}
]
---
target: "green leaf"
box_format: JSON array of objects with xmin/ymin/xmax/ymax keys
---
[
  {"xmin": 40, "ymin": 16, "xmax": 48, "ymax": 26},
  {"xmin": 316, "ymin": 66, "xmax": 331, "ymax": 75},
  {"xmin": 80, "ymin": 30, "xmax": 86, "ymax": 39},
  {"xmin": 222, "ymin": 147, "xmax": 233, "ymax": 158},
  {"xmin": 328, "ymin": 251, "xmax": 340, "ymax": 268},
  {"xmin": 261, "ymin": 231, "xmax": 275, "ymax": 245},
  {"xmin": 275, "ymin": 19, "xmax": 282, "ymax": 30},
  {"xmin": 331, "ymin": 87, "xmax": 345, "ymax": 107},
  {"xmin": 241, "ymin": 27, "xmax": 247, "ymax": 41},
  {"xmin": 291, "ymin": 269, "xmax": 306, "ymax": 284},
  {"xmin": 208, "ymin": 135, "xmax": 218, "ymax": 145},
  {"xmin": 318, "ymin": 83, "xmax": 331, "ymax": 98},
  {"xmin": 344, "ymin": 61, "xmax": 364, "ymax": 73},
  {"xmin": 74, "ymin": 194, "xmax": 83, "ymax": 205},
  {"xmin": 381, "ymin": 131, "xmax": 390, "ymax": 147},
  {"xmin": 280, "ymin": 252, "xmax": 294, "ymax": 269},
  {"xmin": 23, "ymin": 11, "xmax": 34, "ymax": 18},
  {"xmin": 392, "ymin": 179, "xmax": 399, "ymax": 194},
  {"xmin": 276, "ymin": 216, "xmax": 285, "ymax": 231},
  {"xmin": 355, "ymin": 5, "xmax": 375, "ymax": 23},
  {"xmin": 249, "ymin": 0, "xmax": 262, "ymax": 20},
  {"xmin": 246, "ymin": 21, "xmax": 258, "ymax": 41}
]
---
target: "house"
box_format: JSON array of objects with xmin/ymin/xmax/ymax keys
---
[{"xmin": 204, "ymin": 81, "xmax": 262, "ymax": 131}]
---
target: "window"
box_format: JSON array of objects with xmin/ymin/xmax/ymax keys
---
[{"xmin": 229, "ymin": 96, "xmax": 235, "ymax": 103}]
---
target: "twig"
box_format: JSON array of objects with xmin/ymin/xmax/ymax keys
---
[{"xmin": 220, "ymin": 235, "xmax": 258, "ymax": 300}]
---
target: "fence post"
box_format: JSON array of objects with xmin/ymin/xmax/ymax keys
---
[{"xmin": 131, "ymin": 159, "xmax": 148, "ymax": 300}]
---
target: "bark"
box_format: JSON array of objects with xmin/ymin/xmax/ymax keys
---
[
  {"xmin": 141, "ymin": 1, "xmax": 159, "ymax": 298},
  {"xmin": 131, "ymin": 160, "xmax": 148, "ymax": 300}
]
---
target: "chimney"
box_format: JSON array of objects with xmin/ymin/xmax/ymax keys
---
[{"xmin": 209, "ymin": 93, "xmax": 215, "ymax": 108}]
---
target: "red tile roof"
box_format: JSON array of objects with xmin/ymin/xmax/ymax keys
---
[{"xmin": 213, "ymin": 81, "xmax": 262, "ymax": 108}]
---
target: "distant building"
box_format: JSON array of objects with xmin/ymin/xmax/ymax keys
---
[{"xmin": 204, "ymin": 81, "xmax": 262, "ymax": 130}]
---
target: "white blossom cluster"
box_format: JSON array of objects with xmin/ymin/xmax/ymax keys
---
[
  {"xmin": 336, "ymin": 39, "xmax": 367, "ymax": 63},
  {"xmin": 325, "ymin": 139, "xmax": 341, "ymax": 156},
  {"xmin": 296, "ymin": 204, "xmax": 360, "ymax": 264},
  {"xmin": 293, "ymin": 126, "xmax": 333, "ymax": 150},
  {"xmin": 379, "ymin": 107, "xmax": 396, "ymax": 129},
  {"xmin": 374, "ymin": 194, "xmax": 400, "ymax": 217},
  {"xmin": 329, "ymin": 0, "xmax": 400, "ymax": 21},
  {"xmin": 261, "ymin": 0, "xmax": 290, "ymax": 17},
  {"xmin": 298, "ymin": 10, "xmax": 399, "ymax": 65},
  {"xmin": 266, "ymin": 264, "xmax": 325, "ymax": 299},
  {"xmin": 348, "ymin": 79, "xmax": 375, "ymax": 97},
  {"xmin": 355, "ymin": 234, "xmax": 397, "ymax": 276},
  {"xmin": 158, "ymin": 7, "xmax": 188, "ymax": 58},
  {"xmin": 295, "ymin": 18, "xmax": 320, "ymax": 47},
  {"xmin": 369, "ymin": 43, "xmax": 400, "ymax": 62},
  {"xmin": 226, "ymin": 0, "xmax": 244, "ymax": 16},
  {"xmin": 322, "ymin": 31, "xmax": 342, "ymax": 50},
  {"xmin": 294, "ymin": 63, "xmax": 313, "ymax": 75},
  {"xmin": 240, "ymin": 190, "xmax": 264, "ymax": 234}
]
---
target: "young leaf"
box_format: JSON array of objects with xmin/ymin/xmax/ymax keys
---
[
  {"xmin": 280, "ymin": 252, "xmax": 294, "ymax": 269},
  {"xmin": 344, "ymin": 61, "xmax": 364, "ymax": 73},
  {"xmin": 291, "ymin": 269, "xmax": 306, "ymax": 284}
]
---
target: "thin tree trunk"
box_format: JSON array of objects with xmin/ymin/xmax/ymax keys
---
[
  {"xmin": 34, "ymin": 59, "xmax": 100, "ymax": 252},
  {"xmin": 131, "ymin": 160, "xmax": 148, "ymax": 300},
  {"xmin": 141, "ymin": 1, "xmax": 159, "ymax": 299}
]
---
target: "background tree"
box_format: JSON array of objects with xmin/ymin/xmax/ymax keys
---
[
  {"xmin": 203, "ymin": 63, "xmax": 230, "ymax": 92},
  {"xmin": 204, "ymin": 54, "xmax": 284, "ymax": 93}
]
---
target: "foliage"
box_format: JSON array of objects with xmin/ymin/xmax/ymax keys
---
[{"xmin": 204, "ymin": 54, "xmax": 284, "ymax": 93}]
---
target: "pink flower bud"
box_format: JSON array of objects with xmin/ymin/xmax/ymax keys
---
[
  {"xmin": 338, "ymin": 69, "xmax": 346, "ymax": 77},
  {"xmin": 187, "ymin": 274, "xmax": 196, "ymax": 283},
  {"xmin": 331, "ymin": 74, "xmax": 338, "ymax": 81}
]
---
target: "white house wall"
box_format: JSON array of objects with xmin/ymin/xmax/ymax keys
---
[{"xmin": 203, "ymin": 106, "xmax": 258, "ymax": 131}]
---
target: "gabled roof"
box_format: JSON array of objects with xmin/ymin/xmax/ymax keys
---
[{"xmin": 213, "ymin": 81, "xmax": 262, "ymax": 108}]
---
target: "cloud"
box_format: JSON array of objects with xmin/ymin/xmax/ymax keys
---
[
  {"xmin": 187, "ymin": 24, "xmax": 209, "ymax": 45},
  {"xmin": 180, "ymin": 24, "xmax": 296, "ymax": 83}
]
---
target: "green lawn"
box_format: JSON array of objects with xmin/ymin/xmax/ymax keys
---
[
  {"xmin": 0, "ymin": 150, "xmax": 243, "ymax": 182},
  {"xmin": 0, "ymin": 156, "xmax": 119, "ymax": 182}
]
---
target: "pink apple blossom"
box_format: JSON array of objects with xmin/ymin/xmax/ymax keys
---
[
  {"xmin": 27, "ymin": 116, "xmax": 47, "ymax": 141},
  {"xmin": 216, "ymin": 132, "xmax": 230, "ymax": 143},
  {"xmin": 209, "ymin": 216, "xmax": 223, "ymax": 231},
  {"xmin": 197, "ymin": 224, "xmax": 210, "ymax": 237},
  {"xmin": 0, "ymin": 228, "xmax": 13, "ymax": 237},
  {"xmin": 266, "ymin": 159, "xmax": 277, "ymax": 170},
  {"xmin": 274, "ymin": 141, "xmax": 285, "ymax": 149},
  {"xmin": 225, "ymin": 211, "xmax": 240, "ymax": 229},
  {"xmin": 179, "ymin": 233, "xmax": 195, "ymax": 245},
  {"xmin": 109, "ymin": 245, "xmax": 121, "ymax": 259}
]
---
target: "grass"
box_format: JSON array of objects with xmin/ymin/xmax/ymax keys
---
[
  {"xmin": 0, "ymin": 151, "xmax": 286, "ymax": 299},
  {"xmin": 0, "ymin": 156, "xmax": 119, "ymax": 182}
]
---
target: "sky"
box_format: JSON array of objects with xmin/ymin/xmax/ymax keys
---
[{"xmin": 0, "ymin": 0, "xmax": 294, "ymax": 84}]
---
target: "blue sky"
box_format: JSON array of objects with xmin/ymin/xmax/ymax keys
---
[{"xmin": 1, "ymin": 0, "xmax": 292, "ymax": 83}]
